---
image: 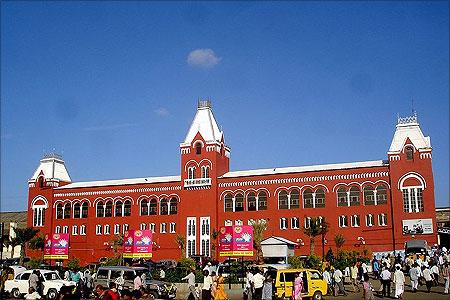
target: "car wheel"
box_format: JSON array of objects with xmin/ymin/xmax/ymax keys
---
[
  {"xmin": 47, "ymin": 288, "xmax": 58, "ymax": 300},
  {"xmin": 313, "ymin": 291, "xmax": 323, "ymax": 300},
  {"xmin": 11, "ymin": 288, "xmax": 21, "ymax": 299}
]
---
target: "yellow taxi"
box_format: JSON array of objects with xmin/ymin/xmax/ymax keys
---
[{"xmin": 272, "ymin": 268, "xmax": 327, "ymax": 300}]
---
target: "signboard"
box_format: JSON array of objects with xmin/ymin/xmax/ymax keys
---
[
  {"xmin": 219, "ymin": 225, "xmax": 254, "ymax": 257},
  {"xmin": 123, "ymin": 230, "xmax": 153, "ymax": 258},
  {"xmin": 44, "ymin": 233, "xmax": 69, "ymax": 259},
  {"xmin": 402, "ymin": 219, "xmax": 433, "ymax": 235}
]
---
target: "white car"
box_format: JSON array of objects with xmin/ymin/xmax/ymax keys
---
[{"xmin": 4, "ymin": 269, "xmax": 76, "ymax": 299}]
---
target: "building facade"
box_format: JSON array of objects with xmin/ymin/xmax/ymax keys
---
[{"xmin": 27, "ymin": 101, "xmax": 438, "ymax": 265}]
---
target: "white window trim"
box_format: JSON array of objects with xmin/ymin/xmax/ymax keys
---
[
  {"xmin": 351, "ymin": 215, "xmax": 360, "ymax": 227},
  {"xmin": 170, "ymin": 222, "xmax": 176, "ymax": 233},
  {"xmin": 104, "ymin": 224, "xmax": 110, "ymax": 235},
  {"xmin": 200, "ymin": 217, "xmax": 210, "ymax": 257},
  {"xmin": 291, "ymin": 217, "xmax": 299, "ymax": 229},
  {"xmin": 80, "ymin": 225, "xmax": 86, "ymax": 235},
  {"xmin": 280, "ymin": 218, "xmax": 287, "ymax": 230},
  {"xmin": 72, "ymin": 225, "xmax": 78, "ymax": 236},
  {"xmin": 140, "ymin": 223, "xmax": 147, "ymax": 230},
  {"xmin": 150, "ymin": 223, "xmax": 156, "ymax": 233},
  {"xmin": 160, "ymin": 223, "xmax": 167, "ymax": 233},
  {"xmin": 114, "ymin": 224, "xmax": 120, "ymax": 234},
  {"xmin": 55, "ymin": 226, "xmax": 61, "ymax": 234},
  {"xmin": 186, "ymin": 217, "xmax": 196, "ymax": 258},
  {"xmin": 63, "ymin": 226, "xmax": 69, "ymax": 234},
  {"xmin": 225, "ymin": 220, "xmax": 232, "ymax": 226},
  {"xmin": 366, "ymin": 214, "xmax": 374, "ymax": 227}
]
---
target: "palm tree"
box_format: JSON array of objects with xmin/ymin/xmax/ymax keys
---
[
  {"xmin": 29, "ymin": 234, "xmax": 46, "ymax": 259},
  {"xmin": 252, "ymin": 219, "xmax": 268, "ymax": 264},
  {"xmin": 210, "ymin": 228, "xmax": 219, "ymax": 260},
  {"xmin": 303, "ymin": 217, "xmax": 329, "ymax": 256},
  {"xmin": 175, "ymin": 234, "xmax": 186, "ymax": 258},
  {"xmin": 334, "ymin": 234, "xmax": 345, "ymax": 252},
  {"xmin": 109, "ymin": 233, "xmax": 124, "ymax": 255},
  {"xmin": 13, "ymin": 227, "xmax": 39, "ymax": 265}
]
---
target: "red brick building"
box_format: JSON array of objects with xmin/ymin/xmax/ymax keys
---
[{"xmin": 27, "ymin": 101, "xmax": 437, "ymax": 265}]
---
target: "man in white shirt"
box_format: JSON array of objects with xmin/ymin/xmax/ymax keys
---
[
  {"xmin": 430, "ymin": 263, "xmax": 439, "ymax": 286},
  {"xmin": 182, "ymin": 269, "xmax": 197, "ymax": 300},
  {"xmin": 245, "ymin": 269, "xmax": 254, "ymax": 300},
  {"xmin": 393, "ymin": 264, "xmax": 405, "ymax": 299},
  {"xmin": 252, "ymin": 269, "xmax": 265, "ymax": 300},
  {"xmin": 201, "ymin": 270, "xmax": 213, "ymax": 300},
  {"xmin": 333, "ymin": 268, "xmax": 346, "ymax": 296},
  {"xmin": 380, "ymin": 266, "xmax": 392, "ymax": 298}
]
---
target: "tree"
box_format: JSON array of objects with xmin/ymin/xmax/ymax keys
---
[
  {"xmin": 109, "ymin": 233, "xmax": 124, "ymax": 255},
  {"xmin": 175, "ymin": 234, "xmax": 186, "ymax": 258},
  {"xmin": 13, "ymin": 227, "xmax": 39, "ymax": 265},
  {"xmin": 29, "ymin": 234, "xmax": 46, "ymax": 259},
  {"xmin": 210, "ymin": 228, "xmax": 219, "ymax": 260},
  {"xmin": 334, "ymin": 234, "xmax": 345, "ymax": 252},
  {"xmin": 303, "ymin": 217, "xmax": 329, "ymax": 256},
  {"xmin": 4, "ymin": 237, "xmax": 20, "ymax": 259},
  {"xmin": 252, "ymin": 219, "xmax": 268, "ymax": 264}
]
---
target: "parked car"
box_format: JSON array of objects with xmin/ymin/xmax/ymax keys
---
[
  {"xmin": 273, "ymin": 268, "xmax": 327, "ymax": 300},
  {"xmin": 4, "ymin": 269, "xmax": 76, "ymax": 299},
  {"xmin": 93, "ymin": 266, "xmax": 176, "ymax": 299},
  {"xmin": 156, "ymin": 259, "xmax": 177, "ymax": 269}
]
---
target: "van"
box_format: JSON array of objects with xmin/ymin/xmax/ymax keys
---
[
  {"xmin": 93, "ymin": 266, "xmax": 176, "ymax": 299},
  {"xmin": 273, "ymin": 268, "xmax": 327, "ymax": 300}
]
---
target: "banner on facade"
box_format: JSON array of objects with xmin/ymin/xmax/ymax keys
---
[
  {"xmin": 219, "ymin": 225, "xmax": 254, "ymax": 257},
  {"xmin": 123, "ymin": 230, "xmax": 153, "ymax": 258},
  {"xmin": 44, "ymin": 233, "xmax": 69, "ymax": 259},
  {"xmin": 402, "ymin": 219, "xmax": 433, "ymax": 235}
]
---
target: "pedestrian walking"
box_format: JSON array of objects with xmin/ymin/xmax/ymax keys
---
[
  {"xmin": 133, "ymin": 273, "xmax": 143, "ymax": 291},
  {"xmin": 322, "ymin": 267, "xmax": 333, "ymax": 296},
  {"xmin": 393, "ymin": 264, "xmax": 405, "ymax": 299},
  {"xmin": 182, "ymin": 268, "xmax": 198, "ymax": 300},
  {"xmin": 409, "ymin": 263, "xmax": 420, "ymax": 292},
  {"xmin": 201, "ymin": 270, "xmax": 213, "ymax": 300},
  {"xmin": 350, "ymin": 262, "xmax": 360, "ymax": 292},
  {"xmin": 431, "ymin": 263, "xmax": 440, "ymax": 286},
  {"xmin": 244, "ymin": 269, "xmax": 254, "ymax": 300},
  {"xmin": 252, "ymin": 269, "xmax": 265, "ymax": 300},
  {"xmin": 362, "ymin": 274, "xmax": 375, "ymax": 300},
  {"xmin": 261, "ymin": 275, "xmax": 272, "ymax": 300},
  {"xmin": 333, "ymin": 267, "xmax": 346, "ymax": 296},
  {"xmin": 214, "ymin": 272, "xmax": 228, "ymax": 300},
  {"xmin": 293, "ymin": 272, "xmax": 303, "ymax": 299},
  {"xmin": 442, "ymin": 262, "xmax": 449, "ymax": 294},
  {"xmin": 423, "ymin": 265, "xmax": 433, "ymax": 293},
  {"xmin": 380, "ymin": 266, "xmax": 391, "ymax": 298}
]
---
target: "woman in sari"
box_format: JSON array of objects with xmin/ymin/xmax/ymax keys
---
[
  {"xmin": 214, "ymin": 272, "xmax": 228, "ymax": 300},
  {"xmin": 210, "ymin": 271, "xmax": 217, "ymax": 299},
  {"xmin": 293, "ymin": 272, "xmax": 303, "ymax": 300}
]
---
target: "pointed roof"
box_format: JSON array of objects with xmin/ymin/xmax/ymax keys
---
[
  {"xmin": 389, "ymin": 112, "xmax": 431, "ymax": 153},
  {"xmin": 30, "ymin": 153, "xmax": 71, "ymax": 182},
  {"xmin": 182, "ymin": 100, "xmax": 223, "ymax": 145}
]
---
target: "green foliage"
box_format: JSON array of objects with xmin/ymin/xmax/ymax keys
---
[
  {"xmin": 334, "ymin": 234, "xmax": 345, "ymax": 251},
  {"xmin": 29, "ymin": 235, "xmax": 45, "ymax": 251},
  {"xmin": 103, "ymin": 255, "xmax": 122, "ymax": 266},
  {"xmin": 67, "ymin": 257, "xmax": 81, "ymax": 270},
  {"xmin": 175, "ymin": 234, "xmax": 186, "ymax": 258},
  {"xmin": 305, "ymin": 255, "xmax": 322, "ymax": 270},
  {"xmin": 26, "ymin": 258, "xmax": 44, "ymax": 269},
  {"xmin": 252, "ymin": 219, "xmax": 268, "ymax": 264},
  {"xmin": 288, "ymin": 255, "xmax": 304, "ymax": 269},
  {"xmin": 13, "ymin": 227, "xmax": 39, "ymax": 265},
  {"xmin": 325, "ymin": 248, "xmax": 335, "ymax": 264},
  {"xmin": 179, "ymin": 257, "xmax": 196, "ymax": 270},
  {"xmin": 109, "ymin": 234, "xmax": 124, "ymax": 255}
]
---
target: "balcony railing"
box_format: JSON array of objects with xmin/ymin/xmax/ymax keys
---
[{"xmin": 184, "ymin": 178, "xmax": 212, "ymax": 188}]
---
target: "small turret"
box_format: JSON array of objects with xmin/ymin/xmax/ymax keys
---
[{"xmin": 28, "ymin": 153, "xmax": 71, "ymax": 188}]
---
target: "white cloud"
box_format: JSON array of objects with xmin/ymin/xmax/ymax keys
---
[
  {"xmin": 154, "ymin": 107, "xmax": 170, "ymax": 117},
  {"xmin": 187, "ymin": 48, "xmax": 221, "ymax": 68}
]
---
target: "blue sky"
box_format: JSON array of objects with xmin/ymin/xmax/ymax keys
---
[{"xmin": 1, "ymin": 1, "xmax": 448, "ymax": 211}]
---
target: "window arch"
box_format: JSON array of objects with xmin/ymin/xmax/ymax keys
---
[
  {"xmin": 349, "ymin": 186, "xmax": 360, "ymax": 206},
  {"xmin": 149, "ymin": 198, "xmax": 157, "ymax": 215},
  {"xmin": 140, "ymin": 199, "xmax": 149, "ymax": 216},
  {"xmin": 278, "ymin": 191, "xmax": 288, "ymax": 209},
  {"xmin": 169, "ymin": 198, "xmax": 177, "ymax": 215},
  {"xmin": 290, "ymin": 189, "xmax": 300, "ymax": 209},
  {"xmin": 56, "ymin": 203, "xmax": 63, "ymax": 219},
  {"xmin": 303, "ymin": 189, "xmax": 314, "ymax": 208},
  {"xmin": 105, "ymin": 201, "xmax": 113, "ymax": 217},
  {"xmin": 224, "ymin": 194, "xmax": 233, "ymax": 212},
  {"xmin": 63, "ymin": 203, "xmax": 71, "ymax": 219},
  {"xmin": 160, "ymin": 198, "xmax": 168, "ymax": 215},
  {"xmin": 258, "ymin": 191, "xmax": 268, "ymax": 210},
  {"xmin": 247, "ymin": 192, "xmax": 257, "ymax": 211},
  {"xmin": 376, "ymin": 184, "xmax": 387, "ymax": 204},
  {"xmin": 405, "ymin": 146, "xmax": 414, "ymax": 160},
  {"xmin": 337, "ymin": 187, "xmax": 347, "ymax": 207},
  {"xmin": 124, "ymin": 200, "xmax": 131, "ymax": 216},
  {"xmin": 201, "ymin": 166, "xmax": 210, "ymax": 178},
  {"xmin": 363, "ymin": 185, "xmax": 375, "ymax": 205},
  {"xmin": 96, "ymin": 201, "xmax": 104, "ymax": 217},
  {"xmin": 115, "ymin": 201, "xmax": 123, "ymax": 217},
  {"xmin": 73, "ymin": 203, "xmax": 81, "ymax": 218},
  {"xmin": 38, "ymin": 176, "xmax": 45, "ymax": 188},
  {"xmin": 188, "ymin": 167, "xmax": 196, "ymax": 179},
  {"xmin": 315, "ymin": 188, "xmax": 326, "ymax": 208},
  {"xmin": 235, "ymin": 194, "xmax": 244, "ymax": 212},
  {"xmin": 195, "ymin": 142, "xmax": 202, "ymax": 155},
  {"xmin": 81, "ymin": 202, "xmax": 88, "ymax": 218}
]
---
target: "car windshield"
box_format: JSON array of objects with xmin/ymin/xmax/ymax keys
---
[{"xmin": 44, "ymin": 272, "xmax": 61, "ymax": 281}]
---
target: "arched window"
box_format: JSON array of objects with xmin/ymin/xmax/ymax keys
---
[
  {"xmin": 149, "ymin": 199, "xmax": 157, "ymax": 215},
  {"xmin": 96, "ymin": 201, "xmax": 104, "ymax": 217},
  {"xmin": 81, "ymin": 202, "xmax": 88, "ymax": 218},
  {"xmin": 363, "ymin": 185, "xmax": 375, "ymax": 205},
  {"xmin": 63, "ymin": 203, "xmax": 71, "ymax": 219},
  {"xmin": 56, "ymin": 203, "xmax": 63, "ymax": 219},
  {"xmin": 376, "ymin": 184, "xmax": 388, "ymax": 204},
  {"xmin": 38, "ymin": 176, "xmax": 45, "ymax": 188},
  {"xmin": 169, "ymin": 198, "xmax": 177, "ymax": 215},
  {"xmin": 290, "ymin": 189, "xmax": 300, "ymax": 209},
  {"xmin": 195, "ymin": 142, "xmax": 202, "ymax": 155},
  {"xmin": 224, "ymin": 194, "xmax": 233, "ymax": 212},
  {"xmin": 315, "ymin": 188, "xmax": 326, "ymax": 208},
  {"xmin": 258, "ymin": 191, "xmax": 268, "ymax": 210},
  {"xmin": 115, "ymin": 201, "xmax": 123, "ymax": 217},
  {"xmin": 303, "ymin": 189, "xmax": 314, "ymax": 208},
  {"xmin": 337, "ymin": 187, "xmax": 347, "ymax": 207},
  {"xmin": 235, "ymin": 194, "xmax": 244, "ymax": 212},
  {"xmin": 405, "ymin": 146, "xmax": 414, "ymax": 160},
  {"xmin": 140, "ymin": 199, "xmax": 149, "ymax": 216},
  {"xmin": 201, "ymin": 166, "xmax": 210, "ymax": 178},
  {"xmin": 247, "ymin": 192, "xmax": 257, "ymax": 211},
  {"xmin": 278, "ymin": 191, "xmax": 288, "ymax": 209},
  {"xmin": 124, "ymin": 200, "xmax": 131, "ymax": 216},
  {"xmin": 349, "ymin": 186, "xmax": 360, "ymax": 206},
  {"xmin": 188, "ymin": 167, "xmax": 196, "ymax": 179},
  {"xmin": 73, "ymin": 203, "xmax": 81, "ymax": 219},
  {"xmin": 105, "ymin": 201, "xmax": 113, "ymax": 217},
  {"xmin": 160, "ymin": 199, "xmax": 168, "ymax": 215}
]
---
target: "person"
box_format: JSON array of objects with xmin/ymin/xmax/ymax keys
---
[
  {"xmin": 210, "ymin": 271, "xmax": 218, "ymax": 299},
  {"xmin": 159, "ymin": 268, "xmax": 166, "ymax": 280},
  {"xmin": 139, "ymin": 286, "xmax": 150, "ymax": 299},
  {"xmin": 201, "ymin": 270, "xmax": 213, "ymax": 300},
  {"xmin": 261, "ymin": 275, "xmax": 272, "ymax": 300},
  {"xmin": 29, "ymin": 270, "xmax": 40, "ymax": 292},
  {"xmin": 423, "ymin": 265, "xmax": 433, "ymax": 293},
  {"xmin": 409, "ymin": 263, "xmax": 420, "ymax": 292},
  {"xmin": 182, "ymin": 268, "xmax": 197, "ymax": 300},
  {"xmin": 333, "ymin": 268, "xmax": 346, "ymax": 296},
  {"xmin": 119, "ymin": 289, "xmax": 134, "ymax": 300},
  {"xmin": 380, "ymin": 265, "xmax": 391, "ymax": 298},
  {"xmin": 393, "ymin": 264, "xmax": 405, "ymax": 299},
  {"xmin": 84, "ymin": 269, "xmax": 93, "ymax": 298},
  {"xmin": 107, "ymin": 282, "xmax": 120, "ymax": 300},
  {"xmin": 64, "ymin": 268, "xmax": 70, "ymax": 281},
  {"xmin": 252, "ymin": 269, "xmax": 265, "ymax": 300},
  {"xmin": 94, "ymin": 284, "xmax": 113, "ymax": 300},
  {"xmin": 443, "ymin": 262, "xmax": 449, "ymax": 294},
  {"xmin": 214, "ymin": 272, "xmax": 228, "ymax": 300},
  {"xmin": 133, "ymin": 273, "xmax": 143, "ymax": 292},
  {"xmin": 362, "ymin": 274, "xmax": 375, "ymax": 300},
  {"xmin": 244, "ymin": 269, "xmax": 254, "ymax": 300},
  {"xmin": 350, "ymin": 262, "xmax": 360, "ymax": 292},
  {"xmin": 372, "ymin": 256, "xmax": 380, "ymax": 279},
  {"xmin": 431, "ymin": 263, "xmax": 440, "ymax": 286},
  {"xmin": 114, "ymin": 273, "xmax": 125, "ymax": 292},
  {"xmin": 24, "ymin": 287, "xmax": 42, "ymax": 300},
  {"xmin": 322, "ymin": 267, "xmax": 332, "ymax": 296},
  {"xmin": 293, "ymin": 272, "xmax": 303, "ymax": 300}
]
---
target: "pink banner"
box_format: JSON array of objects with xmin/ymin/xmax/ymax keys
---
[
  {"xmin": 219, "ymin": 225, "xmax": 254, "ymax": 257},
  {"xmin": 44, "ymin": 233, "xmax": 69, "ymax": 259},
  {"xmin": 123, "ymin": 230, "xmax": 153, "ymax": 258}
]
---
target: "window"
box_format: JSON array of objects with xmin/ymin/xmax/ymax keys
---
[
  {"xmin": 115, "ymin": 201, "xmax": 123, "ymax": 217},
  {"xmin": 235, "ymin": 194, "xmax": 244, "ymax": 212},
  {"xmin": 169, "ymin": 198, "xmax": 177, "ymax": 215},
  {"xmin": 290, "ymin": 189, "xmax": 300, "ymax": 209},
  {"xmin": 225, "ymin": 220, "xmax": 232, "ymax": 226},
  {"xmin": 97, "ymin": 269, "xmax": 108, "ymax": 279},
  {"xmin": 351, "ymin": 215, "xmax": 360, "ymax": 227},
  {"xmin": 170, "ymin": 222, "xmax": 176, "ymax": 233},
  {"xmin": 258, "ymin": 191, "xmax": 268, "ymax": 210},
  {"xmin": 201, "ymin": 166, "xmax": 210, "ymax": 178},
  {"xmin": 378, "ymin": 214, "xmax": 387, "ymax": 226},
  {"xmin": 376, "ymin": 185, "xmax": 388, "ymax": 205},
  {"xmin": 33, "ymin": 206, "xmax": 46, "ymax": 227},
  {"xmin": 315, "ymin": 189, "xmax": 326, "ymax": 208},
  {"xmin": 140, "ymin": 223, "xmax": 147, "ymax": 230},
  {"xmin": 363, "ymin": 186, "xmax": 375, "ymax": 205},
  {"xmin": 235, "ymin": 220, "xmax": 243, "ymax": 226},
  {"xmin": 80, "ymin": 225, "xmax": 86, "ymax": 235},
  {"xmin": 149, "ymin": 199, "xmax": 157, "ymax": 215},
  {"xmin": 96, "ymin": 201, "xmax": 104, "ymax": 218},
  {"xmin": 63, "ymin": 203, "xmax": 71, "ymax": 219},
  {"xmin": 124, "ymin": 200, "xmax": 131, "ymax": 216},
  {"xmin": 72, "ymin": 225, "xmax": 78, "ymax": 235},
  {"xmin": 73, "ymin": 203, "xmax": 81, "ymax": 218},
  {"xmin": 160, "ymin": 199, "xmax": 168, "ymax": 215},
  {"xmin": 81, "ymin": 202, "xmax": 88, "ymax": 218},
  {"xmin": 160, "ymin": 223, "xmax": 167, "ymax": 233},
  {"xmin": 339, "ymin": 216, "xmax": 348, "ymax": 228},
  {"xmin": 247, "ymin": 192, "xmax": 257, "ymax": 211},
  {"xmin": 248, "ymin": 219, "xmax": 255, "ymax": 226},
  {"xmin": 56, "ymin": 204, "xmax": 63, "ymax": 219},
  {"xmin": 304, "ymin": 217, "xmax": 312, "ymax": 229},
  {"xmin": 63, "ymin": 226, "xmax": 69, "ymax": 234},
  {"xmin": 150, "ymin": 223, "xmax": 156, "ymax": 233},
  {"xmin": 349, "ymin": 186, "xmax": 360, "ymax": 206},
  {"xmin": 280, "ymin": 218, "xmax": 287, "ymax": 230},
  {"xmin": 122, "ymin": 224, "xmax": 129, "ymax": 233},
  {"xmin": 105, "ymin": 201, "xmax": 113, "ymax": 217},
  {"xmin": 96, "ymin": 225, "xmax": 102, "ymax": 235},
  {"xmin": 188, "ymin": 167, "xmax": 196, "ymax": 179},
  {"xmin": 278, "ymin": 191, "xmax": 289, "ymax": 209},
  {"xmin": 195, "ymin": 142, "xmax": 202, "ymax": 155},
  {"xmin": 38, "ymin": 176, "xmax": 45, "ymax": 188},
  {"xmin": 365, "ymin": 214, "xmax": 374, "ymax": 227},
  {"xmin": 403, "ymin": 187, "xmax": 424, "ymax": 213},
  {"xmin": 140, "ymin": 199, "xmax": 149, "ymax": 216},
  {"xmin": 405, "ymin": 146, "xmax": 414, "ymax": 160},
  {"xmin": 55, "ymin": 226, "xmax": 61, "ymax": 234},
  {"xmin": 224, "ymin": 194, "xmax": 233, "ymax": 212},
  {"xmin": 291, "ymin": 217, "xmax": 299, "ymax": 229},
  {"xmin": 303, "ymin": 189, "xmax": 314, "ymax": 208},
  {"xmin": 104, "ymin": 225, "xmax": 110, "ymax": 235},
  {"xmin": 114, "ymin": 224, "xmax": 120, "ymax": 234},
  {"xmin": 337, "ymin": 187, "xmax": 347, "ymax": 207}
]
